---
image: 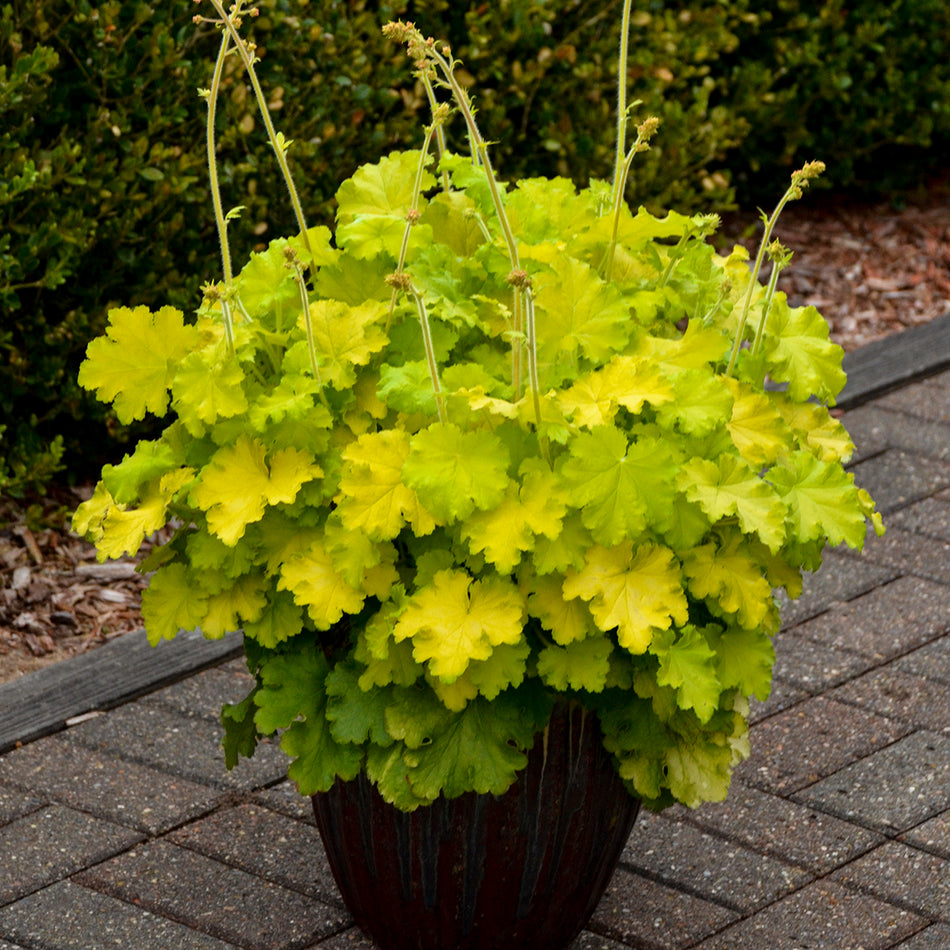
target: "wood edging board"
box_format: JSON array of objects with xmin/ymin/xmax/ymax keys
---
[{"xmin": 0, "ymin": 628, "xmax": 243, "ymax": 753}]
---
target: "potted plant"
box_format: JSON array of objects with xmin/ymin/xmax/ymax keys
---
[{"xmin": 73, "ymin": 1, "xmax": 883, "ymax": 947}]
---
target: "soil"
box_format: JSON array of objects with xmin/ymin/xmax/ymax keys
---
[{"xmin": 2, "ymin": 180, "xmax": 949, "ymax": 684}]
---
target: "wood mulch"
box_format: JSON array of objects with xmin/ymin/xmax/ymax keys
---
[{"xmin": 2, "ymin": 177, "xmax": 949, "ymax": 683}]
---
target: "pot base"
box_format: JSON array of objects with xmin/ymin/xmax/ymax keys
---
[{"xmin": 312, "ymin": 704, "xmax": 640, "ymax": 950}]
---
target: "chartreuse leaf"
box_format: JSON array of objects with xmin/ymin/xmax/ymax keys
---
[
  {"xmin": 421, "ymin": 190, "xmax": 487, "ymax": 258},
  {"xmin": 172, "ymin": 350, "xmax": 248, "ymax": 436},
  {"xmin": 335, "ymin": 429, "xmax": 436, "ymax": 540},
  {"xmin": 336, "ymin": 150, "xmax": 434, "ymax": 220},
  {"xmin": 141, "ymin": 562, "xmax": 209, "ymax": 645},
  {"xmin": 774, "ymin": 398, "xmax": 854, "ymax": 463},
  {"xmin": 402, "ymin": 424, "xmax": 510, "ymax": 523},
  {"xmin": 95, "ymin": 469, "xmax": 193, "ymax": 560},
  {"xmin": 601, "ymin": 356, "xmax": 676, "ymax": 414},
  {"xmin": 560, "ymin": 427, "xmax": 678, "ymax": 547},
  {"xmin": 682, "ymin": 536, "xmax": 773, "ymax": 629},
  {"xmin": 78, "ymin": 306, "xmax": 199, "ymax": 423},
  {"xmin": 768, "ymin": 451, "xmax": 867, "ymax": 548},
  {"xmin": 428, "ymin": 641, "xmax": 530, "ymax": 711},
  {"xmin": 303, "ymin": 300, "xmax": 389, "ymax": 389},
  {"xmin": 278, "ymin": 539, "xmax": 366, "ymax": 630},
  {"xmin": 534, "ymin": 258, "xmax": 632, "ymax": 370},
  {"xmin": 192, "ymin": 436, "xmax": 322, "ymax": 546},
  {"xmin": 537, "ymin": 636, "xmax": 613, "ymax": 692},
  {"xmin": 255, "ymin": 650, "xmax": 363, "ymax": 795},
  {"xmin": 724, "ymin": 378, "xmax": 791, "ymax": 467},
  {"xmin": 72, "ymin": 482, "xmax": 114, "ymax": 543},
  {"xmin": 201, "ymin": 573, "xmax": 268, "ymax": 639},
  {"xmin": 656, "ymin": 368, "xmax": 734, "ymax": 436},
  {"xmin": 636, "ymin": 322, "xmax": 730, "ymax": 373},
  {"xmin": 355, "ymin": 601, "xmax": 424, "ymax": 690},
  {"xmin": 663, "ymin": 717, "xmax": 740, "ymax": 808},
  {"xmin": 393, "ymin": 570, "xmax": 525, "ymax": 682},
  {"xmin": 101, "ymin": 440, "xmax": 178, "ymax": 504},
  {"xmin": 762, "ymin": 301, "xmax": 846, "ymax": 402},
  {"xmin": 526, "ymin": 573, "xmax": 596, "ymax": 645},
  {"xmin": 506, "ymin": 176, "xmax": 596, "ymax": 244},
  {"xmin": 649, "ymin": 626, "xmax": 721, "ymax": 723},
  {"xmin": 460, "ymin": 461, "xmax": 567, "ymax": 573},
  {"xmin": 563, "ymin": 542, "xmax": 688, "ymax": 654},
  {"xmin": 678, "ymin": 454, "xmax": 787, "ymax": 553},
  {"xmin": 708, "ymin": 625, "xmax": 775, "ymax": 700}
]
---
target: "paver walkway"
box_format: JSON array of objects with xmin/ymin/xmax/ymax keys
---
[{"xmin": 1, "ymin": 361, "xmax": 949, "ymax": 949}]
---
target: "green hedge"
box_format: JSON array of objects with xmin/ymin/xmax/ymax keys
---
[{"xmin": 3, "ymin": 0, "xmax": 949, "ymax": 492}]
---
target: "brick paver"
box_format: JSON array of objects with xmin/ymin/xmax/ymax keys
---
[{"xmin": 1, "ymin": 361, "xmax": 949, "ymax": 949}]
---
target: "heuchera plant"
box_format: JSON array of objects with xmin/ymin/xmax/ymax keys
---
[{"xmin": 74, "ymin": 0, "xmax": 882, "ymax": 812}]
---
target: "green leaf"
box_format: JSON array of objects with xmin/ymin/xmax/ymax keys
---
[
  {"xmin": 101, "ymin": 440, "xmax": 179, "ymax": 505},
  {"xmin": 336, "ymin": 150, "xmax": 434, "ymax": 221},
  {"xmin": 768, "ymin": 451, "xmax": 867, "ymax": 548},
  {"xmin": 656, "ymin": 369, "xmax": 734, "ymax": 436},
  {"xmin": 650, "ymin": 626, "xmax": 721, "ymax": 723},
  {"xmin": 560, "ymin": 427, "xmax": 677, "ymax": 546},
  {"xmin": 304, "ymin": 299, "xmax": 389, "ymax": 389},
  {"xmin": 277, "ymin": 540, "xmax": 366, "ymax": 630},
  {"xmin": 537, "ymin": 636, "xmax": 613, "ymax": 692},
  {"xmin": 242, "ymin": 591, "xmax": 305, "ymax": 649},
  {"xmin": 78, "ymin": 306, "xmax": 199, "ymax": 423},
  {"xmin": 282, "ymin": 715, "xmax": 364, "ymax": 795},
  {"xmin": 221, "ymin": 693, "xmax": 259, "ymax": 770},
  {"xmin": 402, "ymin": 423, "xmax": 510, "ymax": 523},
  {"xmin": 397, "ymin": 690, "xmax": 548, "ymax": 803},
  {"xmin": 325, "ymin": 661, "xmax": 393, "ymax": 747},
  {"xmin": 254, "ymin": 649, "xmax": 327, "ymax": 734}
]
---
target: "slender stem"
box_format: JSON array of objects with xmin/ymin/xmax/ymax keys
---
[
  {"xmin": 408, "ymin": 284, "xmax": 447, "ymax": 426},
  {"xmin": 612, "ymin": 0, "xmax": 634, "ymax": 207},
  {"xmin": 205, "ymin": 28, "xmax": 235, "ymax": 351},
  {"xmin": 286, "ymin": 253, "xmax": 330, "ymax": 410},
  {"xmin": 420, "ymin": 70, "xmax": 451, "ymax": 193},
  {"xmin": 206, "ymin": 0, "xmax": 312, "ymax": 264}
]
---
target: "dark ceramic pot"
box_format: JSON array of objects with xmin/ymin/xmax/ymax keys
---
[{"xmin": 311, "ymin": 703, "xmax": 640, "ymax": 950}]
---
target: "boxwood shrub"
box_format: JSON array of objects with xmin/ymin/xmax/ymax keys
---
[{"xmin": 3, "ymin": 0, "xmax": 948, "ymax": 491}]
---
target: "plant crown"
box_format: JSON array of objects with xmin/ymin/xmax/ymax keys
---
[{"xmin": 74, "ymin": 0, "xmax": 882, "ymax": 812}]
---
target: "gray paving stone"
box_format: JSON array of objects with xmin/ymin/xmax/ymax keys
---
[
  {"xmin": 0, "ymin": 941, "xmax": 25, "ymax": 949},
  {"xmin": 0, "ymin": 880, "xmax": 238, "ymax": 949},
  {"xmin": 878, "ymin": 377, "xmax": 950, "ymax": 425},
  {"xmin": 793, "ymin": 731, "xmax": 950, "ymax": 835},
  {"xmin": 830, "ymin": 840, "xmax": 950, "ymax": 920},
  {"xmin": 738, "ymin": 696, "xmax": 911, "ymax": 795},
  {"xmin": 569, "ymin": 933, "xmax": 631, "ymax": 950},
  {"xmin": 141, "ymin": 660, "xmax": 256, "ymax": 722},
  {"xmin": 841, "ymin": 404, "xmax": 950, "ymax": 463},
  {"xmin": 888, "ymin": 495, "xmax": 950, "ymax": 540},
  {"xmin": 896, "ymin": 637, "xmax": 950, "ymax": 686},
  {"xmin": 833, "ymin": 666, "xmax": 950, "ymax": 734},
  {"xmin": 894, "ymin": 923, "xmax": 950, "ymax": 947},
  {"xmin": 771, "ymin": 630, "xmax": 874, "ymax": 693},
  {"xmin": 76, "ymin": 839, "xmax": 348, "ymax": 950},
  {"xmin": 253, "ymin": 780, "xmax": 317, "ymax": 824},
  {"xmin": 589, "ymin": 866, "xmax": 738, "ymax": 950},
  {"xmin": 0, "ymin": 805, "xmax": 141, "ymax": 906},
  {"xmin": 0, "ymin": 783, "xmax": 43, "ymax": 827},
  {"xmin": 308, "ymin": 929, "xmax": 375, "ymax": 949},
  {"xmin": 900, "ymin": 808, "xmax": 950, "ymax": 859},
  {"xmin": 622, "ymin": 811, "xmax": 811, "ymax": 913},
  {"xmin": 0, "ymin": 736, "xmax": 220, "ymax": 835},
  {"xmin": 676, "ymin": 780, "xmax": 884, "ymax": 875},
  {"xmin": 63, "ymin": 701, "xmax": 287, "ymax": 791},
  {"xmin": 748, "ymin": 678, "xmax": 808, "ymax": 724},
  {"xmin": 169, "ymin": 802, "xmax": 340, "ymax": 906},
  {"xmin": 691, "ymin": 879, "xmax": 924, "ymax": 949},
  {"xmin": 775, "ymin": 549, "xmax": 897, "ymax": 629},
  {"xmin": 849, "ymin": 449, "xmax": 950, "ymax": 512},
  {"xmin": 855, "ymin": 524, "xmax": 950, "ymax": 585},
  {"xmin": 789, "ymin": 575, "xmax": 950, "ymax": 661}
]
